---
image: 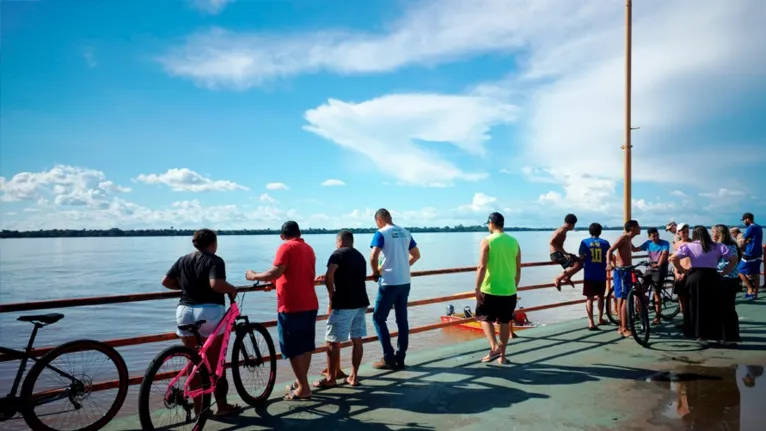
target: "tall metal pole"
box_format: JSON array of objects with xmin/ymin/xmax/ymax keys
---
[{"xmin": 624, "ymin": 0, "xmax": 632, "ymax": 223}]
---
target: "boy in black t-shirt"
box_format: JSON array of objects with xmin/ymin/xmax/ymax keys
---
[{"xmin": 313, "ymin": 230, "xmax": 369, "ymax": 388}]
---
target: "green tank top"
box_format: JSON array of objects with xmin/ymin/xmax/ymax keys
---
[{"xmin": 480, "ymin": 232, "xmax": 519, "ymax": 296}]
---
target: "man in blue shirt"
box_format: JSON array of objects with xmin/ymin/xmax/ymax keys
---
[
  {"xmin": 739, "ymin": 212, "xmax": 763, "ymax": 300},
  {"xmin": 578, "ymin": 223, "xmax": 610, "ymax": 330},
  {"xmin": 632, "ymin": 227, "xmax": 670, "ymax": 323},
  {"xmin": 369, "ymin": 208, "xmax": 421, "ymax": 370}
]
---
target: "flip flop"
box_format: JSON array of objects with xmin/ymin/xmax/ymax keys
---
[
  {"xmin": 481, "ymin": 351, "xmax": 502, "ymax": 363},
  {"xmin": 588, "ymin": 326, "xmax": 600, "ymax": 331},
  {"xmin": 213, "ymin": 404, "xmax": 243, "ymax": 417},
  {"xmin": 312, "ymin": 379, "xmax": 337, "ymax": 389},
  {"xmin": 345, "ymin": 377, "xmax": 361, "ymax": 387},
  {"xmin": 284, "ymin": 390, "xmax": 312, "ymax": 401}
]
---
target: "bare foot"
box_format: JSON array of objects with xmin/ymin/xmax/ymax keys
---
[
  {"xmin": 345, "ymin": 376, "xmax": 360, "ymax": 386},
  {"xmin": 497, "ymin": 356, "xmax": 507, "ymax": 364},
  {"xmin": 621, "ymin": 329, "xmax": 633, "ymax": 337},
  {"xmin": 598, "ymin": 319, "xmax": 608, "ymax": 325},
  {"xmin": 553, "ymin": 277, "xmax": 563, "ymax": 292}
]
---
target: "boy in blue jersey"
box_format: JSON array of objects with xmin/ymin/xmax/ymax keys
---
[
  {"xmin": 578, "ymin": 223, "xmax": 610, "ymax": 330},
  {"xmin": 632, "ymin": 227, "xmax": 670, "ymax": 324},
  {"xmin": 739, "ymin": 213, "xmax": 763, "ymax": 300}
]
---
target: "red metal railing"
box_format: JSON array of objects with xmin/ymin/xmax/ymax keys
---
[{"xmin": 0, "ymin": 254, "xmax": 661, "ymax": 391}]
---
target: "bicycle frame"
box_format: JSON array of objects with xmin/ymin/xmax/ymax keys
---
[{"xmin": 166, "ymin": 301, "xmax": 241, "ymax": 400}]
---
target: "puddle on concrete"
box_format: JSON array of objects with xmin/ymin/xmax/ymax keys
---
[{"xmin": 643, "ymin": 365, "xmax": 766, "ymax": 430}]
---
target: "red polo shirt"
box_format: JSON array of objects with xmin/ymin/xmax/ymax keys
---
[{"xmin": 273, "ymin": 238, "xmax": 319, "ymax": 313}]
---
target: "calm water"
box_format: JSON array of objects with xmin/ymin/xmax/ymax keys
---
[{"xmin": 0, "ymin": 230, "xmax": 674, "ymax": 396}]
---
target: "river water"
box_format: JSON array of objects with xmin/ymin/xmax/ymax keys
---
[{"xmin": 0, "ymin": 229, "xmax": 673, "ymax": 417}]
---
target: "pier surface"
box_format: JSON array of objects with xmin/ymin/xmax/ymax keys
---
[{"xmin": 108, "ymin": 299, "xmax": 766, "ymax": 431}]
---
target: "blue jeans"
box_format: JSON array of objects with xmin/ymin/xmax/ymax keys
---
[{"xmin": 373, "ymin": 283, "xmax": 411, "ymax": 363}]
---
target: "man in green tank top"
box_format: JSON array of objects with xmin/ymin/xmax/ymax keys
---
[{"xmin": 474, "ymin": 212, "xmax": 521, "ymax": 365}]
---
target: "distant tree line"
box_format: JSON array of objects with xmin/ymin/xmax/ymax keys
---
[{"xmin": 0, "ymin": 225, "xmax": 628, "ymax": 239}]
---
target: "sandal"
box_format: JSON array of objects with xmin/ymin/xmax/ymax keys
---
[
  {"xmin": 481, "ymin": 351, "xmax": 502, "ymax": 363},
  {"xmin": 312, "ymin": 379, "xmax": 337, "ymax": 389},
  {"xmin": 345, "ymin": 377, "xmax": 361, "ymax": 387},
  {"xmin": 284, "ymin": 389, "xmax": 312, "ymax": 401},
  {"xmin": 213, "ymin": 404, "xmax": 243, "ymax": 417}
]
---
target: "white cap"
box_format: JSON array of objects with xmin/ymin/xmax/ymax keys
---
[{"xmin": 676, "ymin": 223, "xmax": 688, "ymax": 231}]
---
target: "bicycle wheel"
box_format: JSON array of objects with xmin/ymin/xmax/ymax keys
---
[
  {"xmin": 138, "ymin": 345, "xmax": 211, "ymax": 431},
  {"xmin": 20, "ymin": 339, "xmax": 129, "ymax": 431},
  {"xmin": 627, "ymin": 289, "xmax": 650, "ymax": 347},
  {"xmin": 232, "ymin": 322, "xmax": 277, "ymax": 406},
  {"xmin": 605, "ymin": 288, "xmax": 620, "ymax": 325},
  {"xmin": 658, "ymin": 278, "xmax": 680, "ymax": 321}
]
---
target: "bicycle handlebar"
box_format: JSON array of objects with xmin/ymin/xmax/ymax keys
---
[{"xmin": 615, "ymin": 260, "xmax": 650, "ymax": 271}]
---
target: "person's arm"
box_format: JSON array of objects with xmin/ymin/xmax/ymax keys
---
[
  {"xmin": 370, "ymin": 231, "xmax": 384, "ymax": 280},
  {"xmin": 549, "ymin": 229, "xmax": 566, "ymax": 254},
  {"xmin": 657, "ymin": 250, "xmax": 669, "ymax": 268},
  {"xmin": 515, "ymin": 244, "xmax": 522, "ymax": 288},
  {"xmin": 208, "ymin": 259, "xmax": 238, "ymax": 296},
  {"xmin": 246, "ymin": 245, "xmax": 287, "ymax": 282},
  {"xmin": 408, "ymin": 236, "xmax": 420, "ymax": 266},
  {"xmin": 325, "ymin": 260, "xmax": 338, "ymax": 312},
  {"xmin": 161, "ymin": 260, "xmax": 181, "ymax": 290},
  {"xmin": 475, "ymin": 239, "xmax": 489, "ymax": 301},
  {"xmin": 606, "ymin": 236, "xmax": 624, "ymax": 270},
  {"xmin": 632, "ymin": 240, "xmax": 646, "ymax": 253}
]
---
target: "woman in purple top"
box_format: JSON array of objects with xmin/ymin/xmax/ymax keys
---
[{"xmin": 670, "ymin": 225, "xmax": 738, "ymax": 342}]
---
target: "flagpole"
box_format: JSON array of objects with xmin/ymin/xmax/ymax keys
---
[{"xmin": 624, "ymin": 0, "xmax": 633, "ymax": 223}]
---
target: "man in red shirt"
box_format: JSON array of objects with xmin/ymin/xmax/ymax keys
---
[{"xmin": 246, "ymin": 221, "xmax": 318, "ymax": 401}]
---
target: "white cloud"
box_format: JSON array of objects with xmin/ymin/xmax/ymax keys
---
[
  {"xmin": 670, "ymin": 190, "xmax": 689, "ymax": 198},
  {"xmin": 304, "ymin": 94, "xmax": 514, "ymax": 186},
  {"xmin": 265, "ymin": 182, "xmax": 289, "ymax": 190},
  {"xmin": 0, "ymin": 165, "xmax": 131, "ymax": 208},
  {"xmin": 188, "ymin": 0, "xmax": 234, "ymax": 15},
  {"xmin": 162, "ymin": 0, "xmax": 766, "ymax": 209},
  {"xmin": 135, "ymin": 168, "xmax": 247, "ymax": 192},
  {"xmin": 259, "ymin": 193, "xmax": 277, "ymax": 203},
  {"xmin": 320, "ymin": 179, "xmax": 345, "ymax": 187},
  {"xmin": 457, "ymin": 192, "xmax": 498, "ymax": 213},
  {"xmin": 699, "ymin": 188, "xmax": 745, "ymax": 199}
]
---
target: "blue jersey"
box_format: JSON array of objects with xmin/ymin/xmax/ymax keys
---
[
  {"xmin": 578, "ymin": 237, "xmax": 610, "ymax": 282},
  {"xmin": 743, "ymin": 223, "xmax": 763, "ymax": 259},
  {"xmin": 639, "ymin": 240, "xmax": 670, "ymax": 271}
]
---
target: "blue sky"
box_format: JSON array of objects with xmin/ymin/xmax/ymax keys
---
[{"xmin": 1, "ymin": 0, "xmax": 765, "ymax": 230}]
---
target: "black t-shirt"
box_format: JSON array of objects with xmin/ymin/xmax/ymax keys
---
[
  {"xmin": 327, "ymin": 247, "xmax": 369, "ymax": 309},
  {"xmin": 167, "ymin": 251, "xmax": 226, "ymax": 306}
]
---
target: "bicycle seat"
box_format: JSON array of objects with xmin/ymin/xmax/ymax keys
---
[
  {"xmin": 17, "ymin": 313, "xmax": 65, "ymax": 325},
  {"xmin": 177, "ymin": 320, "xmax": 206, "ymax": 332}
]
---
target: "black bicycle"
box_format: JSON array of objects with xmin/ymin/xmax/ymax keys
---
[
  {"xmin": 605, "ymin": 265, "xmax": 679, "ymax": 325},
  {"xmin": 0, "ymin": 313, "xmax": 129, "ymax": 431}
]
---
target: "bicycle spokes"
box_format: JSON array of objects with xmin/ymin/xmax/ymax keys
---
[
  {"xmin": 26, "ymin": 346, "xmax": 123, "ymax": 431},
  {"xmin": 146, "ymin": 354, "xmax": 205, "ymax": 430}
]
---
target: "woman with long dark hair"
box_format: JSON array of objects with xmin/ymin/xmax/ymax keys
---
[
  {"xmin": 713, "ymin": 224, "xmax": 742, "ymax": 345},
  {"xmin": 670, "ymin": 225, "xmax": 738, "ymax": 342}
]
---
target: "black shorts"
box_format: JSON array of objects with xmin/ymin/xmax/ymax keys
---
[
  {"xmin": 673, "ymin": 278, "xmax": 688, "ymax": 296},
  {"xmin": 550, "ymin": 252, "xmax": 579, "ymax": 269},
  {"xmin": 475, "ymin": 293, "xmax": 518, "ymax": 324},
  {"xmin": 583, "ymin": 280, "xmax": 607, "ymax": 297},
  {"xmin": 644, "ymin": 269, "xmax": 669, "ymax": 291}
]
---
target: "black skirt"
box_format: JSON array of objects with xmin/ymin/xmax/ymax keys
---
[
  {"xmin": 683, "ymin": 268, "xmax": 722, "ymax": 340},
  {"xmin": 720, "ymin": 276, "xmax": 741, "ymax": 342}
]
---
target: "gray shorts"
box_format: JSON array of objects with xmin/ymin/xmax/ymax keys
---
[
  {"xmin": 176, "ymin": 304, "xmax": 225, "ymax": 337},
  {"xmin": 325, "ymin": 307, "xmax": 367, "ymax": 342}
]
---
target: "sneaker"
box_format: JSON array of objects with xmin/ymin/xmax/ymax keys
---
[{"xmin": 372, "ymin": 359, "xmax": 397, "ymax": 370}]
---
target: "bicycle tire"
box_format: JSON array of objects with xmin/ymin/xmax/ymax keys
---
[
  {"xmin": 20, "ymin": 339, "xmax": 129, "ymax": 431},
  {"xmin": 627, "ymin": 289, "xmax": 650, "ymax": 347},
  {"xmin": 138, "ymin": 345, "xmax": 211, "ymax": 431},
  {"xmin": 605, "ymin": 288, "xmax": 620, "ymax": 325},
  {"xmin": 658, "ymin": 279, "xmax": 680, "ymax": 321},
  {"xmin": 231, "ymin": 322, "xmax": 277, "ymax": 406}
]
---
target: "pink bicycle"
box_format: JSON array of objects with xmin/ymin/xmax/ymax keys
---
[{"xmin": 137, "ymin": 288, "xmax": 276, "ymax": 430}]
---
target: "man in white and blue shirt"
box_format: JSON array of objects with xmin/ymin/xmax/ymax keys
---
[{"xmin": 369, "ymin": 208, "xmax": 421, "ymax": 370}]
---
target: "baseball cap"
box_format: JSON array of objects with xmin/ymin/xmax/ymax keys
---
[
  {"xmin": 742, "ymin": 212, "xmax": 754, "ymax": 221},
  {"xmin": 676, "ymin": 223, "xmax": 689, "ymax": 231},
  {"xmin": 665, "ymin": 221, "xmax": 677, "ymax": 231},
  {"xmin": 485, "ymin": 212, "xmax": 504, "ymax": 226}
]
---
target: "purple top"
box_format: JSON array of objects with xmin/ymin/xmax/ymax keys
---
[{"xmin": 674, "ymin": 241, "xmax": 732, "ymax": 269}]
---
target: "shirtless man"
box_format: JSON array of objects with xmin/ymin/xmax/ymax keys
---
[
  {"xmin": 671, "ymin": 223, "xmax": 691, "ymax": 317},
  {"xmin": 606, "ymin": 219, "xmax": 641, "ymax": 337},
  {"xmin": 549, "ymin": 214, "xmax": 582, "ymax": 290}
]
